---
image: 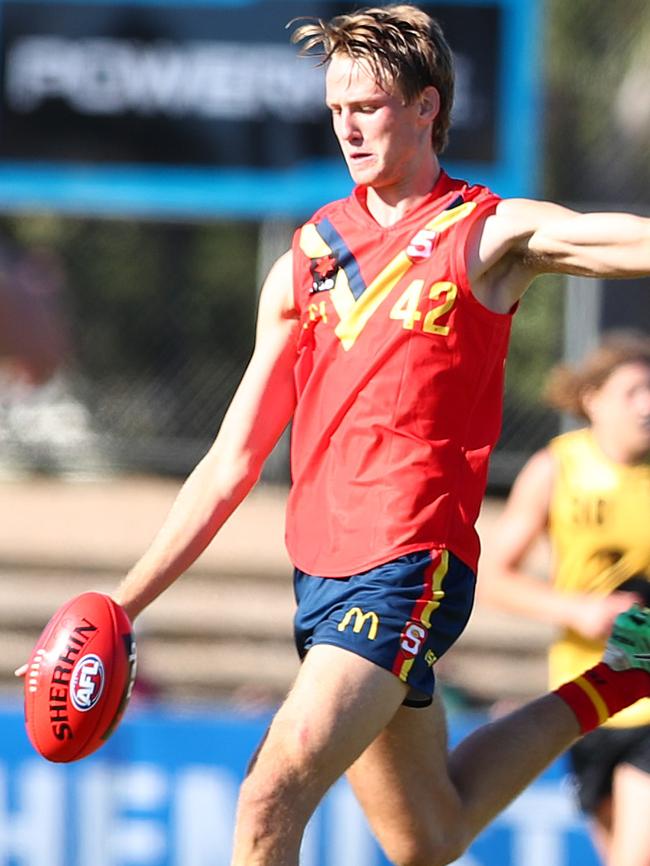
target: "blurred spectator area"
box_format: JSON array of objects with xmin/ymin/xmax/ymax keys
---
[
  {"xmin": 2, "ymin": 0, "xmax": 650, "ymax": 716},
  {"xmin": 0, "ymin": 213, "xmax": 564, "ymax": 712},
  {"xmin": 1, "ymin": 211, "xmax": 647, "ymax": 484},
  {"xmin": 0, "ymin": 236, "xmax": 69, "ymax": 384},
  {"xmin": 0, "ymin": 214, "xmax": 564, "ymax": 484},
  {"xmin": 0, "ymin": 475, "xmax": 552, "ymax": 710}
]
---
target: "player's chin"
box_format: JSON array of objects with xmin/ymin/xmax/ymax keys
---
[{"xmin": 345, "ymin": 157, "xmax": 380, "ymax": 184}]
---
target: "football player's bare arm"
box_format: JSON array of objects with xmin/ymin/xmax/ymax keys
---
[
  {"xmin": 467, "ymin": 199, "xmax": 650, "ymax": 314},
  {"xmin": 114, "ymin": 251, "xmax": 299, "ymax": 621}
]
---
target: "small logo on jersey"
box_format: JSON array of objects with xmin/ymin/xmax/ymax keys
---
[
  {"xmin": 309, "ymin": 254, "xmax": 339, "ymax": 294},
  {"xmin": 70, "ymin": 654, "xmax": 105, "ymax": 711},
  {"xmin": 406, "ymin": 229, "xmax": 438, "ymax": 263}
]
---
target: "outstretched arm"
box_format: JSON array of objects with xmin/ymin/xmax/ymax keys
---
[
  {"xmin": 508, "ymin": 199, "xmax": 650, "ymax": 277},
  {"xmin": 113, "ymin": 251, "xmax": 299, "ymax": 621},
  {"xmin": 468, "ymin": 199, "xmax": 650, "ymax": 313}
]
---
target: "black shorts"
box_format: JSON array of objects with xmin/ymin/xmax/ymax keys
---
[
  {"xmin": 293, "ymin": 548, "xmax": 476, "ymax": 708},
  {"xmin": 568, "ymin": 724, "xmax": 650, "ymax": 815}
]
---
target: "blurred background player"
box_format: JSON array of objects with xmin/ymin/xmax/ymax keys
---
[
  {"xmin": 0, "ymin": 239, "xmax": 68, "ymax": 387},
  {"xmin": 480, "ymin": 331, "xmax": 650, "ymax": 866}
]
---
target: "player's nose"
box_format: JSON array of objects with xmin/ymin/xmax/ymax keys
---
[{"xmin": 339, "ymin": 110, "xmax": 361, "ymax": 141}]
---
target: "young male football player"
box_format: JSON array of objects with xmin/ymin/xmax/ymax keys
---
[{"xmin": 106, "ymin": 6, "xmax": 650, "ymax": 865}]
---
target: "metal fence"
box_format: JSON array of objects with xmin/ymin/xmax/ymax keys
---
[
  {"xmin": 2, "ymin": 212, "xmax": 649, "ymax": 486},
  {"xmin": 2, "ymin": 1, "xmax": 650, "ymax": 486},
  {"xmin": 0, "ymin": 214, "xmax": 568, "ymax": 486},
  {"xmin": 3, "ymin": 212, "xmax": 650, "ymax": 487}
]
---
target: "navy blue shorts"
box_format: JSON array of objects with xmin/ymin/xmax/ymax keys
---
[{"xmin": 293, "ymin": 549, "xmax": 476, "ymax": 707}]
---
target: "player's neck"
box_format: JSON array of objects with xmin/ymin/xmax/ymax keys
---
[
  {"xmin": 590, "ymin": 427, "xmax": 650, "ymax": 466},
  {"xmin": 364, "ymin": 158, "xmax": 442, "ymax": 228}
]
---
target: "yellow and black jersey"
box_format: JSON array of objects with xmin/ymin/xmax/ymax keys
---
[{"xmin": 548, "ymin": 427, "xmax": 650, "ymax": 727}]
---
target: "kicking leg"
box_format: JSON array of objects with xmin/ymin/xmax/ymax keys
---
[
  {"xmin": 347, "ymin": 606, "xmax": 650, "ymax": 866},
  {"xmin": 347, "ymin": 690, "xmax": 579, "ymax": 866},
  {"xmin": 446, "ymin": 692, "xmax": 579, "ymax": 835}
]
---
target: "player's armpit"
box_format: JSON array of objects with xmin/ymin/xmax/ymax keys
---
[{"xmin": 464, "ymin": 200, "xmax": 571, "ymax": 312}]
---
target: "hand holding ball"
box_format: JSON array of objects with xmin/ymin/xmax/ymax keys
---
[{"xmin": 24, "ymin": 592, "xmax": 137, "ymax": 762}]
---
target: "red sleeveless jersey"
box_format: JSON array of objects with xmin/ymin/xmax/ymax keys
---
[{"xmin": 285, "ymin": 171, "xmax": 514, "ymax": 576}]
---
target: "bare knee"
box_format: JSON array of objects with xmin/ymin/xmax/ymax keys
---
[
  {"xmin": 382, "ymin": 825, "xmax": 469, "ymax": 866},
  {"xmin": 237, "ymin": 762, "xmax": 308, "ymax": 829},
  {"xmin": 235, "ymin": 732, "xmax": 330, "ymax": 845},
  {"xmin": 233, "ymin": 767, "xmax": 309, "ymax": 861}
]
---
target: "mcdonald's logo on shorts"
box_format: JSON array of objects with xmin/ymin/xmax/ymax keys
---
[{"xmin": 337, "ymin": 607, "xmax": 379, "ymax": 640}]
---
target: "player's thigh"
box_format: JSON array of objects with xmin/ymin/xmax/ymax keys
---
[
  {"xmin": 346, "ymin": 691, "xmax": 465, "ymax": 866},
  {"xmin": 242, "ymin": 643, "xmax": 409, "ymax": 814},
  {"xmin": 609, "ymin": 763, "xmax": 650, "ymax": 866}
]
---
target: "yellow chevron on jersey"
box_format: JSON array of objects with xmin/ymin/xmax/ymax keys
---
[
  {"xmin": 547, "ymin": 427, "xmax": 650, "ymax": 727},
  {"xmin": 299, "ymin": 222, "xmax": 332, "ymax": 259},
  {"xmin": 335, "ymin": 201, "xmax": 476, "ymax": 350},
  {"xmin": 299, "ymin": 222, "xmax": 356, "ymax": 323},
  {"xmin": 300, "ymin": 200, "xmax": 477, "ymax": 351}
]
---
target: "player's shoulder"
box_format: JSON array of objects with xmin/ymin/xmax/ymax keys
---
[
  {"xmin": 437, "ymin": 172, "xmax": 499, "ymax": 210},
  {"xmin": 519, "ymin": 445, "xmax": 557, "ymax": 482},
  {"xmin": 546, "ymin": 428, "xmax": 602, "ymax": 481},
  {"xmin": 502, "ymin": 446, "xmax": 556, "ymax": 516},
  {"xmin": 548, "ymin": 427, "xmax": 591, "ymax": 457},
  {"xmin": 486, "ymin": 197, "xmax": 580, "ymax": 240},
  {"xmin": 452, "ymin": 176, "xmax": 499, "ymax": 204}
]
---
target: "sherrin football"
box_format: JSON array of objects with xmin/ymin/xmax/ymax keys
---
[{"xmin": 24, "ymin": 592, "xmax": 137, "ymax": 763}]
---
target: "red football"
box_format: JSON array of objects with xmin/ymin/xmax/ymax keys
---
[{"xmin": 24, "ymin": 592, "xmax": 137, "ymax": 763}]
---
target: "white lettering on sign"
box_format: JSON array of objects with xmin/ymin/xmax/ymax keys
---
[
  {"xmin": 0, "ymin": 758, "xmax": 592, "ymax": 866},
  {"xmin": 0, "ymin": 762, "xmax": 64, "ymax": 866},
  {"xmin": 173, "ymin": 767, "xmax": 238, "ymax": 866},
  {"xmin": 5, "ymin": 37, "xmax": 325, "ymax": 121},
  {"xmin": 77, "ymin": 763, "xmax": 168, "ymax": 866}
]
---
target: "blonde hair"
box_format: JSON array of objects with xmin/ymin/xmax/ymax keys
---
[
  {"xmin": 544, "ymin": 330, "xmax": 650, "ymax": 419},
  {"xmin": 290, "ymin": 4, "xmax": 454, "ymax": 154}
]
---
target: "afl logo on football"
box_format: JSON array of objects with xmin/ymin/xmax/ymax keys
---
[{"xmin": 70, "ymin": 654, "xmax": 105, "ymax": 712}]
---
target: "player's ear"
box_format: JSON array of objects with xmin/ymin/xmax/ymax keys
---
[{"xmin": 418, "ymin": 86, "xmax": 440, "ymax": 125}]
